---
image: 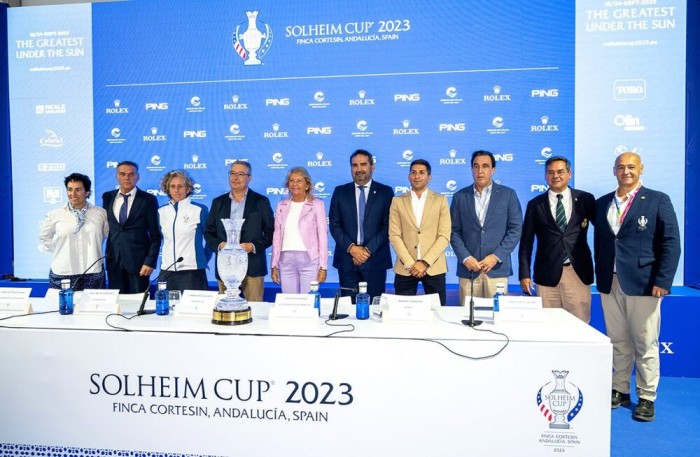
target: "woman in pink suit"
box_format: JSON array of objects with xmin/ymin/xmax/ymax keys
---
[{"xmin": 270, "ymin": 167, "xmax": 328, "ymax": 293}]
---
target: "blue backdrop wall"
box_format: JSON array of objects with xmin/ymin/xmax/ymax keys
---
[{"xmin": 0, "ymin": 4, "xmax": 12, "ymax": 278}]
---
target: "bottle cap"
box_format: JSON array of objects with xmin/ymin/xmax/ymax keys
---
[
  {"xmin": 61, "ymin": 279, "xmax": 71, "ymax": 288},
  {"xmin": 310, "ymin": 281, "xmax": 319, "ymax": 286},
  {"xmin": 157, "ymin": 281, "xmax": 168, "ymax": 290}
]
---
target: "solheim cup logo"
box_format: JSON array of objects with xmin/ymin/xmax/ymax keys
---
[
  {"xmin": 537, "ymin": 370, "xmax": 583, "ymax": 429},
  {"xmin": 233, "ymin": 10, "xmax": 273, "ymax": 66}
]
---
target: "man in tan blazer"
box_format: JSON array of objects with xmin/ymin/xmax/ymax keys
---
[{"xmin": 389, "ymin": 159, "xmax": 451, "ymax": 305}]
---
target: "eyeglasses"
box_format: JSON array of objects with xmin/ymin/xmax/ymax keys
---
[
  {"xmin": 546, "ymin": 170, "xmax": 568, "ymax": 176},
  {"xmin": 229, "ymin": 172, "xmax": 250, "ymax": 178}
]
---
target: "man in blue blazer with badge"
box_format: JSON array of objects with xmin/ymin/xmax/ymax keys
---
[
  {"xmin": 593, "ymin": 152, "xmax": 680, "ymax": 422},
  {"xmin": 450, "ymin": 150, "xmax": 522, "ymax": 307},
  {"xmin": 329, "ymin": 149, "xmax": 394, "ymax": 301},
  {"xmin": 103, "ymin": 161, "xmax": 161, "ymax": 294},
  {"xmin": 519, "ymin": 156, "xmax": 595, "ymax": 322}
]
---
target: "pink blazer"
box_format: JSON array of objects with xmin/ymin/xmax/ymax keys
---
[{"xmin": 271, "ymin": 197, "xmax": 328, "ymax": 269}]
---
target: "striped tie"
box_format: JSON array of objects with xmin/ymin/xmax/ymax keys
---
[
  {"xmin": 556, "ymin": 194, "xmax": 567, "ymax": 232},
  {"xmin": 358, "ymin": 185, "xmax": 366, "ymax": 244}
]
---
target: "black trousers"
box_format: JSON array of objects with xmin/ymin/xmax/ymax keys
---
[
  {"xmin": 338, "ymin": 269, "xmax": 387, "ymax": 303},
  {"xmin": 164, "ymin": 269, "xmax": 210, "ymax": 292},
  {"xmin": 107, "ymin": 265, "xmax": 150, "ymax": 294},
  {"xmin": 394, "ymin": 272, "xmax": 447, "ymax": 306}
]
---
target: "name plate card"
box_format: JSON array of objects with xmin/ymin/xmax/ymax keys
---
[
  {"xmin": 175, "ymin": 291, "xmax": 219, "ymax": 316},
  {"xmin": 382, "ymin": 294, "xmax": 433, "ymax": 323},
  {"xmin": 0, "ymin": 288, "xmax": 33, "ymax": 315},
  {"xmin": 76, "ymin": 289, "xmax": 121, "ymax": 314},
  {"xmin": 494, "ymin": 295, "xmax": 544, "ymax": 323},
  {"xmin": 269, "ymin": 294, "xmax": 318, "ymax": 321}
]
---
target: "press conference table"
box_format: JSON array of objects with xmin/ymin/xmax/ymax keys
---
[{"xmin": 0, "ymin": 298, "xmax": 611, "ymax": 457}]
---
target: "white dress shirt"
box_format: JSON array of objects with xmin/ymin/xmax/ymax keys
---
[{"xmin": 39, "ymin": 204, "xmax": 109, "ymax": 275}]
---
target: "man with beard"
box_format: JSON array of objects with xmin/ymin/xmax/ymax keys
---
[{"xmin": 329, "ymin": 149, "xmax": 394, "ymax": 301}]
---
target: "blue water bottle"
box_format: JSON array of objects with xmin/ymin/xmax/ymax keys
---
[
  {"xmin": 58, "ymin": 279, "xmax": 74, "ymax": 315},
  {"xmin": 155, "ymin": 282, "xmax": 170, "ymax": 316},
  {"xmin": 493, "ymin": 282, "xmax": 506, "ymax": 314},
  {"xmin": 309, "ymin": 280, "xmax": 321, "ymax": 316},
  {"xmin": 356, "ymin": 282, "xmax": 370, "ymax": 320}
]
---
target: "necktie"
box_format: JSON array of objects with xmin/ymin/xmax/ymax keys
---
[
  {"xmin": 119, "ymin": 193, "xmax": 130, "ymax": 225},
  {"xmin": 358, "ymin": 185, "xmax": 366, "ymax": 244},
  {"xmin": 556, "ymin": 194, "xmax": 567, "ymax": 232}
]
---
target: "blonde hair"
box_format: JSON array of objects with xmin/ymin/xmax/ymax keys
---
[
  {"xmin": 285, "ymin": 166, "xmax": 314, "ymax": 200},
  {"xmin": 160, "ymin": 169, "xmax": 195, "ymax": 196}
]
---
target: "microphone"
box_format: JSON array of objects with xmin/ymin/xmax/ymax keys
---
[
  {"xmin": 136, "ymin": 257, "xmax": 183, "ymax": 316},
  {"xmin": 462, "ymin": 271, "xmax": 482, "ymax": 327},
  {"xmin": 329, "ymin": 286, "xmax": 357, "ymax": 320},
  {"xmin": 72, "ymin": 253, "xmax": 110, "ymax": 291}
]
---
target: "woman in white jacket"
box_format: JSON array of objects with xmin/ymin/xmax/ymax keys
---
[{"xmin": 158, "ymin": 170, "xmax": 212, "ymax": 291}]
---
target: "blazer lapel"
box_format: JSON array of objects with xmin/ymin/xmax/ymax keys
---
[
  {"xmin": 621, "ymin": 187, "xmax": 645, "ymax": 231},
  {"xmin": 464, "ymin": 186, "xmax": 479, "ymax": 224},
  {"xmin": 570, "ymin": 191, "xmax": 583, "ymax": 226},
  {"xmin": 127, "ymin": 191, "xmax": 143, "ymax": 224},
  {"xmin": 418, "ymin": 190, "xmax": 435, "ymax": 228},
  {"xmin": 540, "ymin": 195, "xmax": 557, "ymax": 228},
  {"xmin": 401, "ymin": 192, "xmax": 417, "ymax": 228},
  {"xmin": 300, "ymin": 200, "xmax": 314, "ymax": 219},
  {"xmin": 482, "ymin": 185, "xmax": 498, "ymax": 226}
]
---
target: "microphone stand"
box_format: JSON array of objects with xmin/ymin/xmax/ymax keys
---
[
  {"xmin": 462, "ymin": 271, "xmax": 482, "ymax": 327},
  {"xmin": 137, "ymin": 257, "xmax": 183, "ymax": 315},
  {"xmin": 328, "ymin": 286, "xmax": 356, "ymax": 320}
]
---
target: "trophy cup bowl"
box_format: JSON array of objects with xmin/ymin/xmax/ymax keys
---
[{"xmin": 212, "ymin": 218, "xmax": 252, "ymax": 325}]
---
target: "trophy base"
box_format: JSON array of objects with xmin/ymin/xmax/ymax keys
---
[{"xmin": 212, "ymin": 306, "xmax": 253, "ymax": 325}]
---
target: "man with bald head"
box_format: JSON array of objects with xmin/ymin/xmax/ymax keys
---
[{"xmin": 593, "ymin": 152, "xmax": 680, "ymax": 422}]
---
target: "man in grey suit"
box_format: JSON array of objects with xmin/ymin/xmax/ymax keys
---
[{"xmin": 450, "ymin": 150, "xmax": 522, "ymax": 306}]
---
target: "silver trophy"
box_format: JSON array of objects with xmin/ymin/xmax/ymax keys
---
[{"xmin": 213, "ymin": 218, "xmax": 252, "ymax": 325}]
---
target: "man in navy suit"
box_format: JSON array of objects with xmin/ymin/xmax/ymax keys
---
[
  {"xmin": 329, "ymin": 149, "xmax": 394, "ymax": 301},
  {"xmin": 102, "ymin": 161, "xmax": 161, "ymax": 294},
  {"xmin": 519, "ymin": 156, "xmax": 595, "ymax": 322},
  {"xmin": 450, "ymin": 150, "xmax": 522, "ymax": 306},
  {"xmin": 593, "ymin": 152, "xmax": 680, "ymax": 422},
  {"xmin": 204, "ymin": 160, "xmax": 274, "ymax": 302}
]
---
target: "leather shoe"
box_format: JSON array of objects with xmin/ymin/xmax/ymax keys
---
[
  {"xmin": 611, "ymin": 389, "xmax": 631, "ymax": 409},
  {"xmin": 633, "ymin": 398, "xmax": 655, "ymax": 422}
]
